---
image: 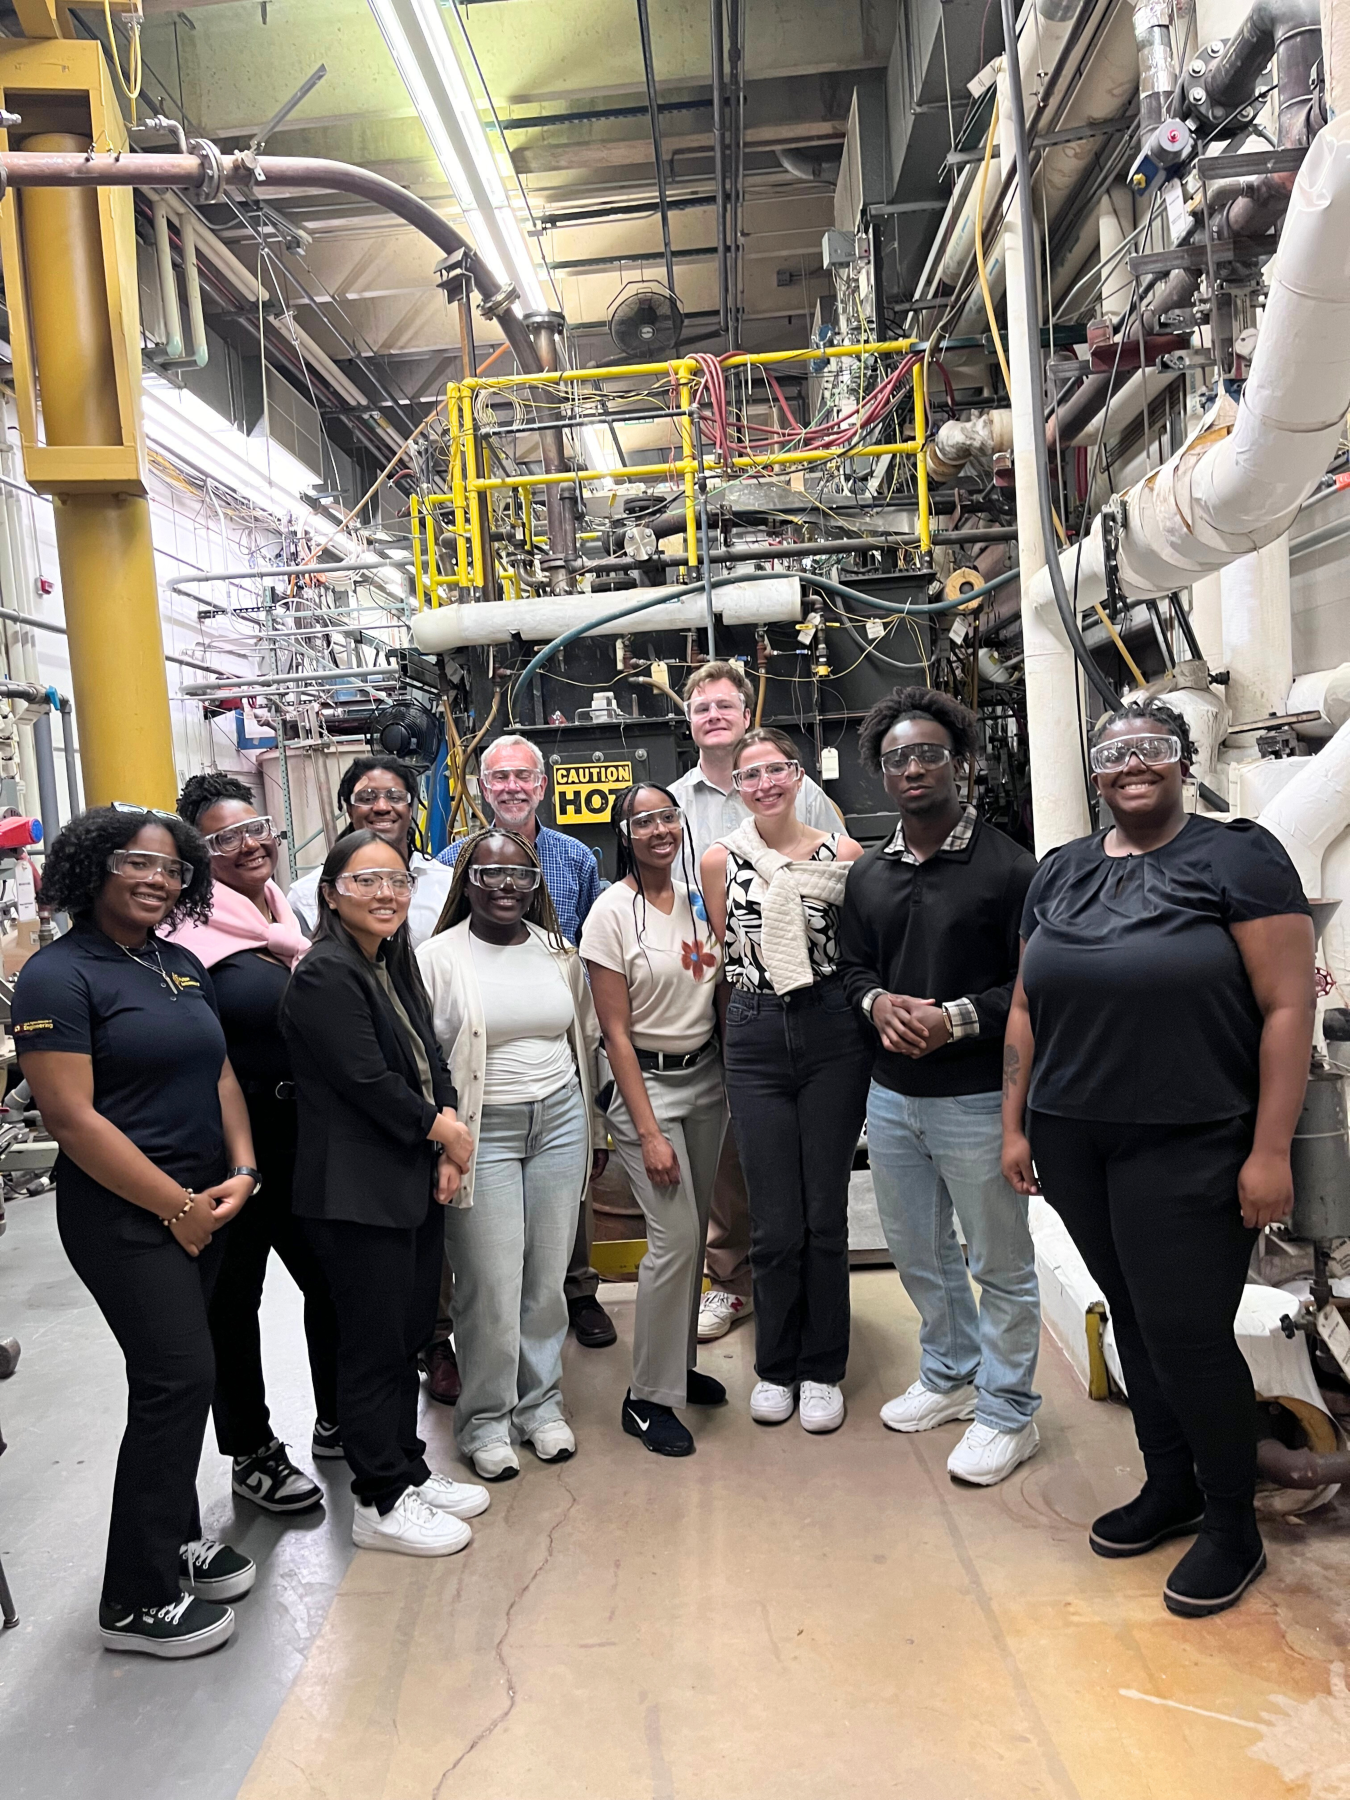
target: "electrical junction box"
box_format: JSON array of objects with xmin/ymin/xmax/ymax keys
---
[{"xmin": 822, "ymin": 229, "xmax": 857, "ymax": 270}]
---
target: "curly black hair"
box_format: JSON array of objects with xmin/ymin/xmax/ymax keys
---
[
  {"xmin": 41, "ymin": 805, "xmax": 213, "ymax": 927},
  {"xmin": 177, "ymin": 770, "xmax": 256, "ymax": 827},
  {"xmin": 1089, "ymin": 697, "xmax": 1196, "ymax": 763},
  {"xmin": 858, "ymin": 686, "xmax": 979, "ymax": 772}
]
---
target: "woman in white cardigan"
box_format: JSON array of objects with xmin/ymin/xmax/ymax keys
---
[{"xmin": 416, "ymin": 829, "xmax": 607, "ymax": 1481}]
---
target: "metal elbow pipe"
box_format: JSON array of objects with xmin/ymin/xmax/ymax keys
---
[
  {"xmin": 1257, "ymin": 1436, "xmax": 1350, "ymax": 1488},
  {"xmin": 775, "ymin": 146, "xmax": 842, "ymax": 183},
  {"xmin": 1201, "ymin": 0, "xmax": 1321, "ymax": 119}
]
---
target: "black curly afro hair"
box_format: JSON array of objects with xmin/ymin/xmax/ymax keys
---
[
  {"xmin": 177, "ymin": 770, "xmax": 257, "ymax": 828},
  {"xmin": 41, "ymin": 805, "xmax": 213, "ymax": 927},
  {"xmin": 1089, "ymin": 696, "xmax": 1196, "ymax": 763},
  {"xmin": 858, "ymin": 686, "xmax": 979, "ymax": 774}
]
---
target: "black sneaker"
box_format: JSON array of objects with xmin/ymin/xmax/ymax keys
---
[
  {"xmin": 233, "ymin": 1439, "xmax": 324, "ymax": 1513},
  {"xmin": 311, "ymin": 1418, "xmax": 345, "ymax": 1461},
  {"xmin": 686, "ymin": 1369, "xmax": 727, "ymax": 1407},
  {"xmin": 100, "ymin": 1594, "xmax": 235, "ymax": 1658},
  {"xmin": 179, "ymin": 1539, "xmax": 257, "ymax": 1602},
  {"xmin": 569, "ymin": 1293, "xmax": 617, "ymax": 1348},
  {"xmin": 621, "ymin": 1393, "xmax": 694, "ymax": 1457}
]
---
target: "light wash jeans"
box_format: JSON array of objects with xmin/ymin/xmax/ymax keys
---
[
  {"xmin": 865, "ymin": 1083, "xmax": 1041, "ymax": 1432},
  {"xmin": 444, "ymin": 1075, "xmax": 589, "ymax": 1457}
]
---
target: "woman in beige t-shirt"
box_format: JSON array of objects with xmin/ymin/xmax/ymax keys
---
[{"xmin": 580, "ymin": 784, "xmax": 728, "ymax": 1459}]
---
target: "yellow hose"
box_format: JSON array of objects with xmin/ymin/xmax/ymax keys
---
[{"xmin": 976, "ymin": 102, "xmax": 1012, "ymax": 396}]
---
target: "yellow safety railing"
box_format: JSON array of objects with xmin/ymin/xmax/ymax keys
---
[{"xmin": 412, "ymin": 341, "xmax": 930, "ymax": 607}]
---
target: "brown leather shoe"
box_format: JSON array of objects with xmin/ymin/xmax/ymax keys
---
[{"xmin": 421, "ymin": 1338, "xmax": 461, "ymax": 1406}]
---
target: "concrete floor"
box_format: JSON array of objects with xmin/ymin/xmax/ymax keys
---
[{"xmin": 5, "ymin": 1191, "xmax": 1350, "ymax": 1798}]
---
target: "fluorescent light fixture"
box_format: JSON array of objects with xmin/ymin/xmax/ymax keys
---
[{"xmin": 368, "ymin": 0, "xmax": 547, "ymax": 314}]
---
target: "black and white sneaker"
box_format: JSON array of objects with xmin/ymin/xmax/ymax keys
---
[
  {"xmin": 621, "ymin": 1392, "xmax": 694, "ymax": 1457},
  {"xmin": 311, "ymin": 1418, "xmax": 345, "ymax": 1461},
  {"xmin": 100, "ymin": 1594, "xmax": 235, "ymax": 1658},
  {"xmin": 179, "ymin": 1539, "xmax": 257, "ymax": 1602},
  {"xmin": 233, "ymin": 1439, "xmax": 324, "ymax": 1513}
]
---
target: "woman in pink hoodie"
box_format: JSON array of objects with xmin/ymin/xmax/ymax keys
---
[{"xmin": 170, "ymin": 773, "xmax": 339, "ymax": 1517}]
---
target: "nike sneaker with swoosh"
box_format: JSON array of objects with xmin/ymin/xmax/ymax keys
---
[
  {"xmin": 231, "ymin": 1438, "xmax": 323, "ymax": 1514},
  {"xmin": 621, "ymin": 1392, "xmax": 694, "ymax": 1457}
]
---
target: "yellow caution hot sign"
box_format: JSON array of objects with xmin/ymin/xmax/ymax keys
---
[{"xmin": 553, "ymin": 760, "xmax": 634, "ymax": 825}]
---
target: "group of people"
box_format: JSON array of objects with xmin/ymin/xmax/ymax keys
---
[{"xmin": 11, "ymin": 657, "xmax": 1316, "ymax": 1660}]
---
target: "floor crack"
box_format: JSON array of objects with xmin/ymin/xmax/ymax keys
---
[{"xmin": 433, "ymin": 1474, "xmax": 578, "ymax": 1794}]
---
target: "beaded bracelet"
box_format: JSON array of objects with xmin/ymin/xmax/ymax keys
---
[{"xmin": 163, "ymin": 1190, "xmax": 195, "ymax": 1229}]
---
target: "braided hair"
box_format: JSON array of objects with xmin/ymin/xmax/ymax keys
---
[
  {"xmin": 177, "ymin": 771, "xmax": 256, "ymax": 827},
  {"xmin": 1089, "ymin": 697, "xmax": 1196, "ymax": 763},
  {"xmin": 610, "ymin": 782, "xmax": 706, "ymax": 957},
  {"xmin": 433, "ymin": 827, "xmax": 566, "ymax": 950}
]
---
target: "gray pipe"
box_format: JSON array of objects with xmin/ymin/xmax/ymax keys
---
[
  {"xmin": 30, "ymin": 707, "xmax": 59, "ymax": 839},
  {"xmin": 58, "ymin": 696, "xmax": 78, "ymax": 819},
  {"xmin": 525, "ymin": 311, "xmax": 578, "ymax": 594},
  {"xmin": 710, "ymin": 0, "xmax": 729, "ymax": 337},
  {"xmin": 635, "ymin": 0, "xmax": 677, "ymax": 300},
  {"xmin": 776, "ymin": 146, "xmax": 843, "ymax": 183}
]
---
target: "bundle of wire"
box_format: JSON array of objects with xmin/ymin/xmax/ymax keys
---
[{"xmin": 683, "ymin": 350, "xmax": 933, "ymax": 466}]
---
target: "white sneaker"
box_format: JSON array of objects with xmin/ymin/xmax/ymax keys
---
[
  {"xmin": 880, "ymin": 1379, "xmax": 978, "ymax": 1434},
  {"xmin": 799, "ymin": 1381, "xmax": 846, "ymax": 1434},
  {"xmin": 471, "ymin": 1441, "xmax": 521, "ymax": 1482},
  {"xmin": 947, "ymin": 1420, "xmax": 1041, "ymax": 1487},
  {"xmin": 750, "ymin": 1380, "xmax": 796, "ymax": 1424},
  {"xmin": 527, "ymin": 1419, "xmax": 576, "ymax": 1463},
  {"xmin": 417, "ymin": 1471, "xmax": 491, "ymax": 1520},
  {"xmin": 698, "ymin": 1290, "xmax": 753, "ymax": 1342},
  {"xmin": 352, "ymin": 1488, "xmax": 472, "ymax": 1557}
]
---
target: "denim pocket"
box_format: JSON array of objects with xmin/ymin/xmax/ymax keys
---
[
  {"xmin": 952, "ymin": 1090, "xmax": 1003, "ymax": 1113},
  {"xmin": 820, "ymin": 984, "xmax": 853, "ymax": 1013}
]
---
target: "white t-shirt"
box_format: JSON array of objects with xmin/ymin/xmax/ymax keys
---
[
  {"xmin": 470, "ymin": 933, "xmax": 576, "ymax": 1106},
  {"xmin": 579, "ymin": 879, "xmax": 721, "ymax": 1054}
]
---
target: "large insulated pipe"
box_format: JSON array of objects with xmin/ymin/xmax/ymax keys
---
[
  {"xmin": 1031, "ymin": 112, "xmax": 1350, "ymax": 619},
  {"xmin": 18, "ymin": 134, "xmax": 176, "ymax": 807},
  {"xmin": 1258, "ymin": 712, "xmax": 1350, "ymax": 891},
  {"xmin": 1135, "ymin": 0, "xmax": 1179, "ymax": 138}
]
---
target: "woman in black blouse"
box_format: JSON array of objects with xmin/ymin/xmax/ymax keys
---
[
  {"xmin": 1002, "ymin": 699, "xmax": 1315, "ymax": 1618},
  {"xmin": 12, "ymin": 807, "xmax": 259, "ymax": 1659},
  {"xmin": 280, "ymin": 830, "xmax": 488, "ymax": 1559},
  {"xmin": 171, "ymin": 773, "xmax": 339, "ymax": 1517}
]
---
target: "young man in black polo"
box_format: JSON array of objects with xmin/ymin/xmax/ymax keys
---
[{"xmin": 838, "ymin": 688, "xmax": 1042, "ymax": 1487}]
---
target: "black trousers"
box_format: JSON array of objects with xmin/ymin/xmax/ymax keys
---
[
  {"xmin": 723, "ymin": 979, "xmax": 873, "ymax": 1385},
  {"xmin": 59, "ymin": 1179, "xmax": 225, "ymax": 1608},
  {"xmin": 209, "ymin": 1091, "xmax": 339, "ymax": 1455},
  {"xmin": 1028, "ymin": 1110, "xmax": 1258, "ymax": 1504},
  {"xmin": 304, "ymin": 1197, "xmax": 443, "ymax": 1513}
]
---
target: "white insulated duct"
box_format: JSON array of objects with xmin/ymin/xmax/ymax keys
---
[
  {"xmin": 1257, "ymin": 715, "xmax": 1350, "ymax": 892},
  {"xmin": 410, "ymin": 577, "xmax": 803, "ymax": 653},
  {"xmin": 1027, "ymin": 113, "xmax": 1350, "ymax": 617}
]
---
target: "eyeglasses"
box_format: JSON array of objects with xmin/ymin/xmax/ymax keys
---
[
  {"xmin": 880, "ymin": 745, "xmax": 954, "ymax": 773},
  {"xmin": 689, "ymin": 698, "xmax": 746, "ymax": 720},
  {"xmin": 332, "ymin": 870, "xmax": 418, "ymax": 897},
  {"xmin": 112, "ymin": 802, "xmax": 180, "ymax": 824},
  {"xmin": 621, "ymin": 806, "xmax": 683, "ymax": 837},
  {"xmin": 731, "ymin": 759, "xmax": 800, "ymax": 791},
  {"xmin": 1088, "ymin": 734, "xmax": 1183, "ymax": 773},
  {"xmin": 107, "ymin": 849, "xmax": 191, "ymax": 887},
  {"xmin": 349, "ymin": 786, "xmax": 410, "ymax": 808},
  {"xmin": 468, "ymin": 864, "xmax": 542, "ymax": 893},
  {"xmin": 203, "ymin": 815, "xmax": 277, "ymax": 855},
  {"xmin": 480, "ymin": 767, "xmax": 544, "ymax": 789}
]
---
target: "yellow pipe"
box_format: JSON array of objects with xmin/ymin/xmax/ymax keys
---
[
  {"xmin": 461, "ymin": 386, "xmax": 484, "ymax": 588},
  {"xmin": 410, "ymin": 493, "xmax": 426, "ymax": 610},
  {"xmin": 470, "ymin": 340, "xmax": 919, "ymax": 390},
  {"xmin": 21, "ymin": 135, "xmax": 175, "ymax": 807},
  {"xmin": 447, "ymin": 381, "xmax": 469, "ymax": 588},
  {"xmin": 677, "ymin": 366, "xmax": 698, "ymax": 571},
  {"xmin": 464, "ymin": 440, "xmax": 924, "ymax": 494},
  {"xmin": 912, "ymin": 363, "xmax": 931, "ymax": 555}
]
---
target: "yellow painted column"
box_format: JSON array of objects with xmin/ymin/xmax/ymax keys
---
[{"xmin": 21, "ymin": 134, "xmax": 176, "ymax": 809}]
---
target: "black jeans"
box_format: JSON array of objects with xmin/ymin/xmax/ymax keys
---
[
  {"xmin": 209, "ymin": 1090, "xmax": 339, "ymax": 1455},
  {"xmin": 723, "ymin": 979, "xmax": 873, "ymax": 1385},
  {"xmin": 59, "ymin": 1179, "xmax": 225, "ymax": 1608},
  {"xmin": 1028, "ymin": 1110, "xmax": 1258, "ymax": 1503},
  {"xmin": 305, "ymin": 1197, "xmax": 443, "ymax": 1513}
]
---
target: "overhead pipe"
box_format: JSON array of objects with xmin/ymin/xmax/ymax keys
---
[
  {"xmin": 1134, "ymin": 0, "xmax": 1179, "ymax": 139},
  {"xmin": 150, "ymin": 198, "xmax": 184, "ymax": 362},
  {"xmin": 177, "ymin": 212, "xmax": 209, "ymax": 369},
  {"xmin": 710, "ymin": 0, "xmax": 729, "ymax": 336},
  {"xmin": 0, "ymin": 150, "xmax": 545, "ymax": 375},
  {"xmin": 776, "ymin": 147, "xmax": 843, "ymax": 182},
  {"xmin": 526, "ymin": 311, "xmax": 578, "ymax": 594},
  {"xmin": 1029, "ymin": 115, "xmax": 1350, "ymax": 626},
  {"xmin": 926, "ymin": 410, "xmax": 1015, "ymax": 481},
  {"xmin": 635, "ymin": 0, "xmax": 678, "ymax": 301}
]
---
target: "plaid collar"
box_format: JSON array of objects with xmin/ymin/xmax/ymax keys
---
[{"xmin": 882, "ymin": 803, "xmax": 978, "ymax": 864}]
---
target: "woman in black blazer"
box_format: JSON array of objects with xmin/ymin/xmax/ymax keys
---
[{"xmin": 281, "ymin": 830, "xmax": 489, "ymax": 1559}]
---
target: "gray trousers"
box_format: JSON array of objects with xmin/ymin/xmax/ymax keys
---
[
  {"xmin": 438, "ymin": 1178, "xmax": 596, "ymax": 1332},
  {"xmin": 606, "ymin": 1051, "xmax": 728, "ymax": 1407},
  {"xmin": 704, "ymin": 1132, "xmax": 753, "ymax": 1299}
]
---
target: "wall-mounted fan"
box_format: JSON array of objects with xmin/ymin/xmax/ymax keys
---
[
  {"xmin": 369, "ymin": 697, "xmax": 440, "ymax": 770},
  {"xmin": 608, "ymin": 283, "xmax": 684, "ymax": 359}
]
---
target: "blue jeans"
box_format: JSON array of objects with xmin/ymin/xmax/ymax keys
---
[
  {"xmin": 444, "ymin": 1076, "xmax": 589, "ymax": 1457},
  {"xmin": 865, "ymin": 1084, "xmax": 1041, "ymax": 1431}
]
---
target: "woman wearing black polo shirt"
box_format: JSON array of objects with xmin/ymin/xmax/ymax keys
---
[
  {"xmin": 170, "ymin": 773, "xmax": 339, "ymax": 1517},
  {"xmin": 1002, "ymin": 699, "xmax": 1315, "ymax": 1619},
  {"xmin": 12, "ymin": 806, "xmax": 260, "ymax": 1659}
]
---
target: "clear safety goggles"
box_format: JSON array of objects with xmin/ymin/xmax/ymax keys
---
[
  {"xmin": 620, "ymin": 806, "xmax": 683, "ymax": 838},
  {"xmin": 1088, "ymin": 733, "xmax": 1183, "ymax": 774},
  {"xmin": 468, "ymin": 864, "xmax": 542, "ymax": 893},
  {"xmin": 203, "ymin": 815, "xmax": 277, "ymax": 855},
  {"xmin": 333, "ymin": 870, "xmax": 418, "ymax": 897},
  {"xmin": 107, "ymin": 849, "xmax": 191, "ymax": 888},
  {"xmin": 731, "ymin": 759, "xmax": 800, "ymax": 791}
]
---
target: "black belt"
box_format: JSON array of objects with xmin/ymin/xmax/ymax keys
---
[
  {"xmin": 240, "ymin": 1078, "xmax": 295, "ymax": 1101},
  {"xmin": 634, "ymin": 1037, "xmax": 716, "ymax": 1073}
]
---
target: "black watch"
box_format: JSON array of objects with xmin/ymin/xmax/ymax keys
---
[{"xmin": 228, "ymin": 1165, "xmax": 263, "ymax": 1196}]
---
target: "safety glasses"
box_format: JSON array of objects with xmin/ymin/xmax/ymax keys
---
[
  {"xmin": 620, "ymin": 806, "xmax": 683, "ymax": 838},
  {"xmin": 881, "ymin": 744, "xmax": 954, "ymax": 773},
  {"xmin": 731, "ymin": 759, "xmax": 800, "ymax": 791},
  {"xmin": 202, "ymin": 816, "xmax": 278, "ymax": 855},
  {"xmin": 332, "ymin": 870, "xmax": 418, "ymax": 897},
  {"xmin": 468, "ymin": 864, "xmax": 542, "ymax": 893},
  {"xmin": 1088, "ymin": 734, "xmax": 1183, "ymax": 774},
  {"xmin": 106, "ymin": 849, "xmax": 192, "ymax": 888}
]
